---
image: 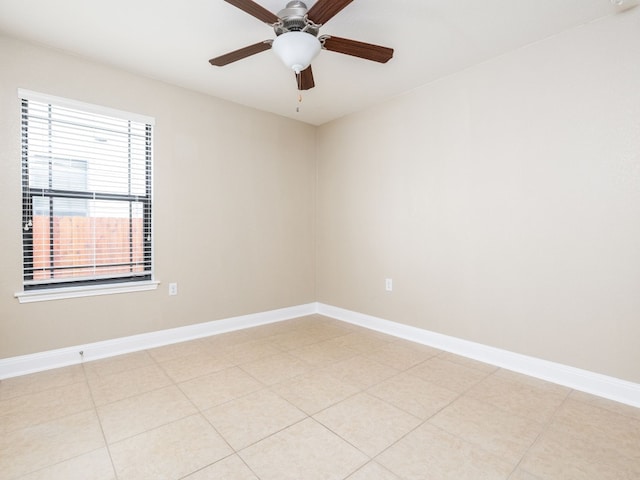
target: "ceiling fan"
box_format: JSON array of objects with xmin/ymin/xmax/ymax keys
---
[{"xmin": 209, "ymin": 0, "xmax": 394, "ymax": 90}]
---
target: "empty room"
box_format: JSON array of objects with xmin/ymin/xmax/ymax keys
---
[{"xmin": 0, "ymin": 0, "xmax": 639, "ymax": 479}]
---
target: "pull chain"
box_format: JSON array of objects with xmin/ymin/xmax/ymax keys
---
[{"xmin": 296, "ymin": 72, "xmax": 302, "ymax": 113}]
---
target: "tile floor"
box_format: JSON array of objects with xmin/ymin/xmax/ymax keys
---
[{"xmin": 1, "ymin": 314, "xmax": 639, "ymax": 479}]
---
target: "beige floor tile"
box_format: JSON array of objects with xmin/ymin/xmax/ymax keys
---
[
  {"xmin": 178, "ymin": 366, "xmax": 264, "ymax": 410},
  {"xmin": 1, "ymin": 381, "xmax": 93, "ymax": 434},
  {"xmin": 239, "ymin": 418, "xmax": 367, "ymax": 480},
  {"xmin": 0, "ymin": 365, "xmax": 86, "ymax": 400},
  {"xmin": 569, "ymin": 389, "xmax": 640, "ymax": 421},
  {"xmin": 466, "ymin": 370, "xmax": 569, "ymax": 423},
  {"xmin": 248, "ymin": 320, "xmax": 299, "ymax": 337},
  {"xmin": 494, "ymin": 369, "xmax": 566, "ymax": 389},
  {"xmin": 191, "ymin": 333, "xmax": 240, "ymax": 354},
  {"xmin": 314, "ymin": 392, "xmax": 421, "ymax": 457},
  {"xmin": 4, "ymin": 316, "xmax": 637, "ymax": 480},
  {"xmin": 288, "ymin": 339, "xmax": 359, "ymax": 367},
  {"xmin": 240, "ymin": 323, "xmax": 287, "ymax": 341},
  {"xmin": 322, "ymin": 354, "xmax": 399, "ymax": 389},
  {"xmin": 520, "ymin": 422, "xmax": 640, "ymax": 479},
  {"xmin": 367, "ymin": 372, "xmax": 458, "ymax": 419},
  {"xmin": 158, "ymin": 350, "xmax": 235, "ymax": 383},
  {"xmin": 0, "ymin": 410, "xmax": 105, "ymax": 479},
  {"xmin": 365, "ymin": 340, "xmax": 441, "ymax": 371},
  {"xmin": 324, "ymin": 330, "xmax": 395, "ymax": 353},
  {"xmin": 407, "ymin": 357, "xmax": 490, "ymax": 393},
  {"xmin": 200, "ymin": 328, "xmax": 258, "ymax": 349},
  {"xmin": 220, "ymin": 339, "xmax": 283, "ymax": 365},
  {"xmin": 87, "ymin": 364, "xmax": 172, "ymax": 406},
  {"xmin": 508, "ymin": 469, "xmax": 542, "ymax": 480},
  {"xmin": 184, "ymin": 454, "xmax": 258, "ymax": 479},
  {"xmin": 348, "ymin": 320, "xmax": 398, "ymax": 342},
  {"xmin": 346, "ymin": 461, "xmax": 401, "ymax": 480},
  {"xmin": 271, "ymin": 369, "xmax": 360, "ymax": 414},
  {"xmin": 271, "ymin": 315, "xmax": 316, "ymax": 329},
  {"xmin": 17, "ymin": 448, "xmax": 116, "ymax": 480},
  {"xmin": 83, "ymin": 351, "xmax": 155, "ymax": 378},
  {"xmin": 266, "ymin": 330, "xmax": 324, "ymax": 351},
  {"xmin": 300, "ymin": 323, "xmax": 355, "ymax": 342},
  {"xmin": 239, "ymin": 352, "xmax": 312, "ymax": 385},
  {"xmin": 285, "ymin": 314, "xmax": 351, "ymax": 333},
  {"xmin": 429, "ymin": 396, "xmax": 543, "ymax": 465},
  {"xmin": 438, "ymin": 351, "xmax": 500, "ymax": 373},
  {"xmin": 376, "ymin": 423, "xmax": 513, "ymax": 480},
  {"xmin": 97, "ymin": 385, "xmax": 197, "ymax": 443},
  {"xmin": 146, "ymin": 338, "xmax": 206, "ymax": 363},
  {"xmin": 551, "ymin": 398, "xmax": 640, "ymax": 461},
  {"xmin": 109, "ymin": 414, "xmax": 233, "ymax": 480},
  {"xmin": 203, "ymin": 389, "xmax": 306, "ymax": 450}
]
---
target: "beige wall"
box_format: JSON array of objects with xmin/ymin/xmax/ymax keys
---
[
  {"xmin": 0, "ymin": 36, "xmax": 316, "ymax": 358},
  {"xmin": 2, "ymin": 10, "xmax": 640, "ymax": 386},
  {"xmin": 317, "ymin": 11, "xmax": 640, "ymax": 383}
]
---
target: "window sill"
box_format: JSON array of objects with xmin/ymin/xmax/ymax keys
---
[{"xmin": 15, "ymin": 280, "xmax": 160, "ymax": 304}]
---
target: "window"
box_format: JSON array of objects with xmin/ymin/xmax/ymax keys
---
[{"xmin": 19, "ymin": 90, "xmax": 154, "ymax": 294}]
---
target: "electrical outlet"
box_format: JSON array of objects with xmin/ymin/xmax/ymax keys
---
[
  {"xmin": 385, "ymin": 278, "xmax": 393, "ymax": 292},
  {"xmin": 169, "ymin": 282, "xmax": 178, "ymax": 296}
]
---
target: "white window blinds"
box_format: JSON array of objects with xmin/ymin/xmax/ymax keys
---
[{"xmin": 20, "ymin": 91, "xmax": 154, "ymax": 289}]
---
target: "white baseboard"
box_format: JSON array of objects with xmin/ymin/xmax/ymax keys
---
[
  {"xmin": 2, "ymin": 301, "xmax": 638, "ymax": 409},
  {"xmin": 317, "ymin": 303, "xmax": 640, "ymax": 409},
  {"xmin": 0, "ymin": 303, "xmax": 317, "ymax": 380}
]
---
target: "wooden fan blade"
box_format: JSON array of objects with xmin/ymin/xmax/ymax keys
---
[
  {"xmin": 296, "ymin": 66, "xmax": 315, "ymax": 90},
  {"xmin": 307, "ymin": 0, "xmax": 354, "ymax": 25},
  {"xmin": 322, "ymin": 36, "xmax": 393, "ymax": 63},
  {"xmin": 209, "ymin": 41, "xmax": 272, "ymax": 66},
  {"xmin": 224, "ymin": 0, "xmax": 278, "ymax": 24}
]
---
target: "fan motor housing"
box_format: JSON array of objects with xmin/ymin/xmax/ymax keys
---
[{"xmin": 274, "ymin": 1, "xmax": 320, "ymax": 37}]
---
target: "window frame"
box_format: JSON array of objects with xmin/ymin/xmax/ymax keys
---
[{"xmin": 15, "ymin": 90, "xmax": 158, "ymax": 303}]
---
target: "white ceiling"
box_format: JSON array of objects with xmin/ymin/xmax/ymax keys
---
[{"xmin": 0, "ymin": 0, "xmax": 629, "ymax": 125}]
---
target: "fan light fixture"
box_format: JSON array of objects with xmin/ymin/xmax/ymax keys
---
[
  {"xmin": 209, "ymin": 0, "xmax": 394, "ymax": 91},
  {"xmin": 272, "ymin": 31, "xmax": 321, "ymax": 74}
]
